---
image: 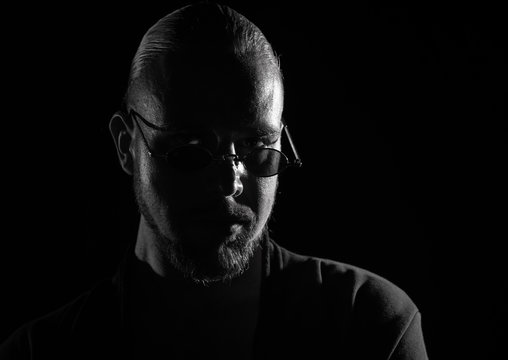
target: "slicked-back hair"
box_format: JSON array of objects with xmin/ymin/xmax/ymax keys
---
[{"xmin": 123, "ymin": 2, "xmax": 282, "ymax": 110}]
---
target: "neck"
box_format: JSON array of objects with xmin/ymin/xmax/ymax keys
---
[{"xmin": 127, "ymin": 217, "xmax": 263, "ymax": 356}]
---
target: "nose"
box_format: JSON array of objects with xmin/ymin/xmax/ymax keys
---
[{"xmin": 215, "ymin": 147, "xmax": 244, "ymax": 198}]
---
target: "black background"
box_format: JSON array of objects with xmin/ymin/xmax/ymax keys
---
[{"xmin": 1, "ymin": 1, "xmax": 506, "ymax": 359}]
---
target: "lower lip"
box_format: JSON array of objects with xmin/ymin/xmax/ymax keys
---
[
  {"xmin": 214, "ymin": 222, "xmax": 242, "ymax": 231},
  {"xmin": 229, "ymin": 223, "xmax": 243, "ymax": 232},
  {"xmin": 193, "ymin": 217, "xmax": 244, "ymax": 229}
]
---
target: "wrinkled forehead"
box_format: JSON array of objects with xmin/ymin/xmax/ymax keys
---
[{"xmin": 129, "ymin": 55, "xmax": 284, "ymax": 134}]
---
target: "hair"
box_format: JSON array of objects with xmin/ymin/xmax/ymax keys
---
[{"xmin": 123, "ymin": 2, "xmax": 282, "ymax": 109}]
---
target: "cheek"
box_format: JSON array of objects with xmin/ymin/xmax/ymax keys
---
[
  {"xmin": 140, "ymin": 158, "xmax": 206, "ymax": 213},
  {"xmin": 136, "ymin": 153, "xmax": 179, "ymax": 210},
  {"xmin": 138, "ymin": 152, "xmax": 165, "ymax": 194},
  {"xmin": 246, "ymin": 176, "xmax": 278, "ymax": 218}
]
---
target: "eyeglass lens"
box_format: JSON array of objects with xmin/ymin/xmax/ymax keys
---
[{"xmin": 166, "ymin": 146, "xmax": 288, "ymax": 177}]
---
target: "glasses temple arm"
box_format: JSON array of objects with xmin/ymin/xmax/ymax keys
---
[
  {"xmin": 130, "ymin": 110, "xmax": 157, "ymax": 157},
  {"xmin": 283, "ymin": 125, "xmax": 303, "ymax": 167}
]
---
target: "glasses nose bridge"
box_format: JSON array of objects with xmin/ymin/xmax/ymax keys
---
[
  {"xmin": 216, "ymin": 153, "xmax": 238, "ymax": 160},
  {"xmin": 212, "ymin": 153, "xmax": 243, "ymax": 167},
  {"xmin": 211, "ymin": 140, "xmax": 244, "ymax": 164}
]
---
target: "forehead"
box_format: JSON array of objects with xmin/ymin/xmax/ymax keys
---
[{"xmin": 130, "ymin": 56, "xmax": 283, "ymax": 133}]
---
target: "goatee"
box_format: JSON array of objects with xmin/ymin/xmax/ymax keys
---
[{"xmin": 133, "ymin": 176, "xmax": 266, "ymax": 285}]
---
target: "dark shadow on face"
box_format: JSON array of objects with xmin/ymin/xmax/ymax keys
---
[{"xmin": 130, "ymin": 53, "xmax": 284, "ymax": 284}]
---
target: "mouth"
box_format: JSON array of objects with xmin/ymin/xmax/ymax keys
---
[
  {"xmin": 190, "ymin": 199, "xmax": 253, "ymax": 224},
  {"xmin": 194, "ymin": 214, "xmax": 250, "ymax": 228},
  {"xmin": 186, "ymin": 205, "xmax": 253, "ymax": 239},
  {"xmin": 184, "ymin": 217, "xmax": 245, "ymax": 244}
]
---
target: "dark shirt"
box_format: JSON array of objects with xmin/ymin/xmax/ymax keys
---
[{"xmin": 0, "ymin": 237, "xmax": 428, "ymax": 359}]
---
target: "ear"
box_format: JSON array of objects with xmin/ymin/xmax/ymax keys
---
[{"xmin": 109, "ymin": 111, "xmax": 135, "ymax": 176}]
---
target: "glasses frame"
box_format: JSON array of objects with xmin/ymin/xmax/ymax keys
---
[{"xmin": 128, "ymin": 109, "xmax": 302, "ymax": 176}]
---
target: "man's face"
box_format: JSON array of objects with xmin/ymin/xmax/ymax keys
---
[{"xmin": 130, "ymin": 56, "xmax": 283, "ymax": 283}]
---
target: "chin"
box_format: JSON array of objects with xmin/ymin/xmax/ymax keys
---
[{"xmin": 165, "ymin": 228, "xmax": 263, "ymax": 284}]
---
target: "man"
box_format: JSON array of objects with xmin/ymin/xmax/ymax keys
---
[{"xmin": 1, "ymin": 2, "xmax": 428, "ymax": 359}]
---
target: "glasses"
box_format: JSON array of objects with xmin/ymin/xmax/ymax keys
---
[{"xmin": 129, "ymin": 109, "xmax": 302, "ymax": 177}]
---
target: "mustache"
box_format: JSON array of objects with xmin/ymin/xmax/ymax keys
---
[{"xmin": 185, "ymin": 198, "xmax": 255, "ymax": 223}]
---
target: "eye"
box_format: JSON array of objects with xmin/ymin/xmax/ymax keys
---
[
  {"xmin": 237, "ymin": 137, "xmax": 268, "ymax": 149},
  {"xmin": 166, "ymin": 132, "xmax": 210, "ymax": 148}
]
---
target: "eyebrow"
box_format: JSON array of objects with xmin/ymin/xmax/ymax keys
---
[
  {"xmin": 243, "ymin": 126, "xmax": 282, "ymax": 137},
  {"xmin": 132, "ymin": 109, "xmax": 283, "ymax": 138},
  {"xmin": 157, "ymin": 124, "xmax": 284, "ymax": 138},
  {"xmin": 239, "ymin": 120, "xmax": 284, "ymax": 136}
]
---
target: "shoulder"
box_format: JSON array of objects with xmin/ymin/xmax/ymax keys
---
[
  {"xmin": 319, "ymin": 255, "xmax": 419, "ymax": 322},
  {"xmin": 267, "ymin": 240, "xmax": 428, "ymax": 358},
  {"xmin": 270, "ymin": 239, "xmax": 417, "ymax": 314},
  {"xmin": 0, "ymin": 279, "xmax": 116, "ymax": 360}
]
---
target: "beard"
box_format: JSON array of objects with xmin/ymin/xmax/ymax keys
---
[{"xmin": 133, "ymin": 174, "xmax": 271, "ymax": 285}]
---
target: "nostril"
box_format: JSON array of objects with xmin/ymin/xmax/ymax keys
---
[{"xmin": 214, "ymin": 157, "xmax": 244, "ymax": 197}]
